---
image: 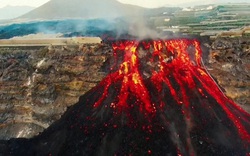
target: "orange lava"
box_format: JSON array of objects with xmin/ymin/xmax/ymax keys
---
[{"xmin": 93, "ymin": 39, "xmax": 250, "ymax": 146}]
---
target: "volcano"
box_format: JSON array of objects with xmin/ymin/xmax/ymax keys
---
[
  {"xmin": 0, "ymin": 38, "xmax": 249, "ymax": 156},
  {"xmin": 19, "ymin": 0, "xmax": 145, "ymax": 19}
]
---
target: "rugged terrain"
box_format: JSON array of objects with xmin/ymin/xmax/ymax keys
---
[
  {"xmin": 0, "ymin": 37, "xmax": 249, "ymax": 140},
  {"xmin": 208, "ymin": 37, "xmax": 250, "ymax": 112},
  {"xmin": 0, "ymin": 44, "xmax": 110, "ymax": 139}
]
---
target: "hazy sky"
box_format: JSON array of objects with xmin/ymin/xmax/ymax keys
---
[
  {"xmin": 0, "ymin": 0, "xmax": 246, "ymax": 8},
  {"xmin": 118, "ymin": 0, "xmax": 208, "ymax": 8}
]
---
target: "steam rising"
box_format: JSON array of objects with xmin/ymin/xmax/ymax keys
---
[
  {"xmin": 123, "ymin": 16, "xmax": 160, "ymax": 39},
  {"xmin": 0, "ymin": 0, "xmax": 163, "ymax": 40}
]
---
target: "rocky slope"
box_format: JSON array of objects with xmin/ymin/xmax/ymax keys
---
[
  {"xmin": 0, "ymin": 44, "xmax": 110, "ymax": 139},
  {"xmin": 208, "ymin": 37, "xmax": 250, "ymax": 112}
]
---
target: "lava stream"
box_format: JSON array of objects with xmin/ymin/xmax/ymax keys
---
[
  {"xmin": 92, "ymin": 38, "xmax": 250, "ymax": 155},
  {"xmin": 5, "ymin": 38, "xmax": 249, "ymax": 156}
]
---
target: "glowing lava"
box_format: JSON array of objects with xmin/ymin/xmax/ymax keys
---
[
  {"xmin": 94, "ymin": 41, "xmax": 153, "ymax": 113},
  {"xmin": 1, "ymin": 38, "xmax": 250, "ymax": 156},
  {"xmin": 93, "ymin": 38, "xmax": 250, "ymax": 154}
]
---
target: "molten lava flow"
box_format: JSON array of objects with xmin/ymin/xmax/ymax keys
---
[
  {"xmin": 92, "ymin": 38, "xmax": 250, "ymax": 155},
  {"xmin": 94, "ymin": 41, "xmax": 154, "ymax": 113},
  {"xmin": 2, "ymin": 39, "xmax": 250, "ymax": 156}
]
